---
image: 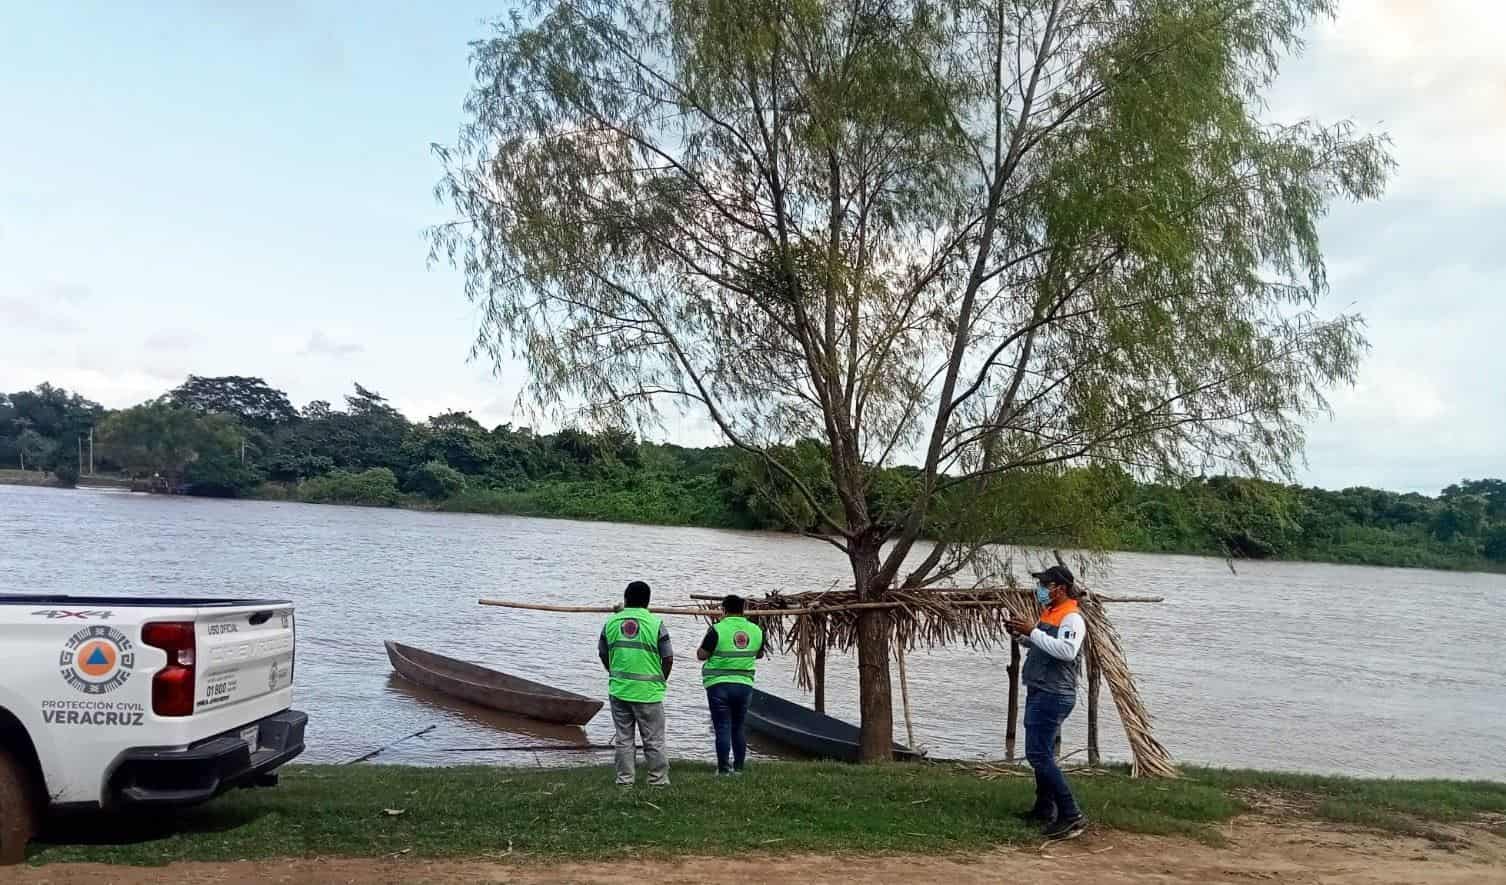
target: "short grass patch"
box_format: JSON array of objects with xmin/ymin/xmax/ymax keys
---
[
  {"xmin": 26, "ymin": 762, "xmax": 1503, "ymax": 866},
  {"xmin": 1192, "ymin": 768, "xmax": 1506, "ymax": 822},
  {"xmin": 31, "ymin": 762, "xmax": 1236, "ymax": 866}
]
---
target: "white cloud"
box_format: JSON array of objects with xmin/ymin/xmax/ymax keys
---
[
  {"xmin": 0, "ymin": 292, "xmax": 82, "ymax": 334},
  {"xmin": 1274, "ymin": 1, "xmax": 1506, "ymax": 204},
  {"xmin": 300, "ymin": 329, "xmax": 365, "ymax": 358},
  {"xmin": 42, "ymin": 282, "xmax": 91, "ymax": 304},
  {"xmin": 1258, "ymin": 1, "xmax": 1506, "ymax": 493},
  {"xmin": 2, "ymin": 365, "xmax": 169, "ymax": 408},
  {"xmin": 1329, "ymin": 364, "xmax": 1448, "ymax": 425}
]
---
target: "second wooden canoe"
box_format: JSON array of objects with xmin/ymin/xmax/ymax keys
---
[
  {"xmin": 747, "ymin": 688, "xmax": 919, "ymax": 762},
  {"xmin": 384, "ymin": 640, "xmax": 604, "ymax": 726}
]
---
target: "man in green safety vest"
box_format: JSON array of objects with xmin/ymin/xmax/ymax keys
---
[
  {"xmin": 598, "ymin": 580, "xmax": 673, "ymax": 786},
  {"xmin": 696, "ymin": 594, "xmax": 764, "ymax": 775}
]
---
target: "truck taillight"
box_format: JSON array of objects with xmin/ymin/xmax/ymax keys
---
[{"xmin": 143, "ymin": 621, "xmax": 196, "ymax": 717}]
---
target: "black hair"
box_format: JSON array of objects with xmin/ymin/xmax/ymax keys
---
[
  {"xmin": 722, "ymin": 594, "xmax": 745, "ymax": 614},
  {"xmin": 624, "ymin": 580, "xmax": 652, "ymax": 608}
]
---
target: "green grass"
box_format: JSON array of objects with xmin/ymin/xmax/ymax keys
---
[
  {"xmin": 31, "ymin": 762, "xmax": 1502, "ymax": 867},
  {"xmin": 1189, "ymin": 767, "xmax": 1506, "ymax": 845},
  {"xmin": 30, "ymin": 762, "xmax": 1241, "ymax": 866}
]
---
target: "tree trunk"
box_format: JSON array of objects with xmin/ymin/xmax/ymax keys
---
[
  {"xmin": 855, "ymin": 610, "xmax": 893, "ymax": 761},
  {"xmin": 850, "ymin": 541, "xmax": 894, "ymax": 763}
]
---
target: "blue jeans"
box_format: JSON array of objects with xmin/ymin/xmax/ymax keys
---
[
  {"xmin": 1024, "ymin": 690, "xmax": 1080, "ymax": 819},
  {"xmin": 706, "ymin": 682, "xmax": 753, "ymax": 773}
]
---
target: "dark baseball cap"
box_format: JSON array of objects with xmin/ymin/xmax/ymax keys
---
[{"xmin": 1030, "ymin": 565, "xmax": 1075, "ymax": 588}]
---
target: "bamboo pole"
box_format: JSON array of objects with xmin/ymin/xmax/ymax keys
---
[
  {"xmin": 480, "ymin": 599, "xmax": 747, "ymax": 616},
  {"xmin": 687, "ymin": 592, "xmax": 1164, "ymax": 604},
  {"xmin": 1087, "ymin": 646, "xmax": 1102, "ymax": 767},
  {"xmin": 477, "ymin": 596, "xmax": 1165, "ymax": 618},
  {"xmin": 813, "ymin": 634, "xmax": 827, "ymax": 713},
  {"xmin": 894, "ymin": 637, "xmax": 916, "ymax": 751},
  {"xmin": 1005, "ymin": 640, "xmax": 1021, "ymax": 761}
]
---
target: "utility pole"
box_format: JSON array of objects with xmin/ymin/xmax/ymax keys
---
[
  {"xmin": 88, "ymin": 427, "xmax": 94, "ymax": 475},
  {"xmin": 78, "ymin": 434, "xmax": 84, "ymax": 475}
]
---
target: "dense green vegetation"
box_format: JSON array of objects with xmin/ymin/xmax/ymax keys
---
[
  {"xmin": 2, "ymin": 378, "xmax": 1503, "ymax": 572},
  {"xmin": 28, "ymin": 763, "xmax": 1506, "ymax": 865}
]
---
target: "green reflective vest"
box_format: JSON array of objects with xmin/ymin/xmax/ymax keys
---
[
  {"xmin": 604, "ymin": 608, "xmax": 667, "ymax": 703},
  {"xmin": 702, "ymin": 616, "xmax": 763, "ymax": 688}
]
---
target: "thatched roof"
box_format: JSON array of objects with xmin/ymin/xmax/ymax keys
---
[
  {"xmin": 479, "ymin": 584, "xmax": 1178, "ymax": 778},
  {"xmin": 692, "ymin": 586, "xmax": 1178, "ymax": 779}
]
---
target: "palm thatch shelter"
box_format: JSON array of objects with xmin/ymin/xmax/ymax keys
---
[{"xmin": 483, "ymin": 579, "xmax": 1177, "ymax": 778}]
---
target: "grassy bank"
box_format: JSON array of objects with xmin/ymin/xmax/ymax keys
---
[
  {"xmin": 251, "ymin": 479, "xmax": 1506, "ymax": 574},
  {"xmin": 0, "ymin": 468, "xmax": 58, "ymax": 487},
  {"xmin": 29, "ymin": 763, "xmax": 1506, "ymax": 866}
]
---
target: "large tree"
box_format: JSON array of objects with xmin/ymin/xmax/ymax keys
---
[
  {"xmin": 266, "ymin": 384, "xmax": 412, "ymax": 477},
  {"xmin": 97, "ymin": 402, "xmax": 244, "ymax": 487},
  {"xmin": 16, "ymin": 429, "xmax": 55, "ymax": 472},
  {"xmin": 0, "ymin": 384, "xmax": 105, "ymax": 468},
  {"xmin": 432, "ymin": 0, "xmax": 1390, "ymax": 759},
  {"xmin": 168, "ymin": 375, "xmax": 299, "ymax": 432}
]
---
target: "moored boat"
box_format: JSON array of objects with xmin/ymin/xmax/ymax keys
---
[
  {"xmin": 747, "ymin": 688, "xmax": 919, "ymax": 762},
  {"xmin": 384, "ymin": 640, "xmax": 603, "ymax": 726}
]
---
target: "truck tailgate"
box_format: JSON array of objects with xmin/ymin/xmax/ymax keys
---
[{"xmin": 195, "ymin": 604, "xmax": 295, "ymax": 715}]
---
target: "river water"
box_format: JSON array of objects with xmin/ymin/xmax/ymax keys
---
[{"xmin": 3, "ymin": 484, "xmax": 1502, "ymax": 779}]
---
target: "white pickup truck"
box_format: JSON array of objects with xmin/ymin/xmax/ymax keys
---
[{"xmin": 0, "ymin": 595, "xmax": 307, "ymax": 863}]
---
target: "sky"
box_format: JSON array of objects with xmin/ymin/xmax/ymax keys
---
[{"xmin": 1, "ymin": 1, "xmax": 1501, "ymax": 495}]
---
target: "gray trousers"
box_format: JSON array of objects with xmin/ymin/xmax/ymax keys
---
[{"xmin": 609, "ymin": 697, "xmax": 669, "ymax": 785}]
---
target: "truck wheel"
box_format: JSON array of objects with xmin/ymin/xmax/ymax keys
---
[{"xmin": 0, "ymin": 747, "xmax": 38, "ymax": 865}]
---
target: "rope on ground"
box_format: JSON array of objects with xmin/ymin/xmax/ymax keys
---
[{"xmin": 342, "ymin": 724, "xmax": 437, "ymax": 764}]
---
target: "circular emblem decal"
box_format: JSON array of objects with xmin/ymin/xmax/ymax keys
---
[
  {"xmin": 60, "ymin": 626, "xmax": 135, "ymax": 694},
  {"xmin": 733, "ymin": 630, "xmax": 750, "ymax": 649},
  {"xmin": 621, "ymin": 618, "xmax": 640, "ymax": 638}
]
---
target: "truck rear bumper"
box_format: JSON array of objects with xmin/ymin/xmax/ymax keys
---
[{"xmin": 109, "ymin": 710, "xmax": 307, "ymax": 807}]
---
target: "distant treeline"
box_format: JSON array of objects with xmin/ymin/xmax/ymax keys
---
[{"xmin": 3, "ymin": 377, "xmax": 1503, "ymax": 572}]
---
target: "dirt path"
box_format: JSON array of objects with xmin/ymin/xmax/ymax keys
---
[{"xmin": 15, "ymin": 817, "xmax": 1506, "ymax": 884}]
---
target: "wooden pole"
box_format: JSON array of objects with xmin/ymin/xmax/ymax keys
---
[
  {"xmin": 813, "ymin": 634, "xmax": 827, "ymax": 714},
  {"xmin": 1087, "ymin": 646, "xmax": 1102, "ymax": 767},
  {"xmin": 480, "ymin": 599, "xmax": 737, "ymax": 616},
  {"xmin": 894, "ymin": 637, "xmax": 916, "ymax": 751},
  {"xmin": 1005, "ymin": 640, "xmax": 1021, "ymax": 761},
  {"xmin": 688, "ymin": 591, "xmax": 1165, "ymax": 604},
  {"xmin": 479, "ymin": 598, "xmax": 1050, "ymax": 618}
]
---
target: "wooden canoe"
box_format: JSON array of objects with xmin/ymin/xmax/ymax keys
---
[
  {"xmin": 384, "ymin": 641, "xmax": 604, "ymax": 726},
  {"xmin": 747, "ymin": 688, "xmax": 919, "ymax": 763}
]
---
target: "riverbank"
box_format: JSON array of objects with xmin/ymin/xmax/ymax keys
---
[
  {"xmin": 255, "ymin": 477, "xmax": 1504, "ymax": 574},
  {"xmin": 26, "ymin": 763, "xmax": 1506, "ymax": 869},
  {"xmin": 0, "ymin": 469, "xmax": 133, "ymax": 490},
  {"xmin": 0, "ymin": 468, "xmax": 56, "ymax": 487}
]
